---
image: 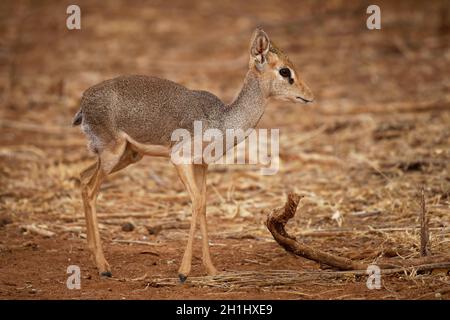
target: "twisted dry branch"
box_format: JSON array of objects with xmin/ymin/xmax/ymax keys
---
[{"xmin": 266, "ymin": 192, "xmax": 450, "ymax": 272}]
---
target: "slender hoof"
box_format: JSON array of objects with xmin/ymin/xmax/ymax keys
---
[
  {"xmin": 178, "ymin": 273, "xmax": 188, "ymax": 283},
  {"xmin": 100, "ymin": 271, "xmax": 112, "ymax": 278}
]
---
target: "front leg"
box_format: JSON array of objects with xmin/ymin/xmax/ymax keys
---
[
  {"xmin": 196, "ymin": 168, "xmax": 218, "ymax": 276},
  {"xmin": 173, "ymin": 163, "xmax": 217, "ymax": 282}
]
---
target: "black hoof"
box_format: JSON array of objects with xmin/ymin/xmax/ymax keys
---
[
  {"xmin": 100, "ymin": 271, "xmax": 112, "ymax": 278},
  {"xmin": 178, "ymin": 273, "xmax": 187, "ymax": 283}
]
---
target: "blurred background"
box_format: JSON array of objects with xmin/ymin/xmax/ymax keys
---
[{"xmin": 0, "ymin": 0, "xmax": 449, "ymax": 299}]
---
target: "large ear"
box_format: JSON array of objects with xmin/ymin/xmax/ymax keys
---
[{"xmin": 250, "ymin": 28, "xmax": 270, "ymax": 65}]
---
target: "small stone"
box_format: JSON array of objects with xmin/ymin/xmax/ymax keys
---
[
  {"xmin": 121, "ymin": 222, "xmax": 135, "ymax": 232},
  {"xmin": 22, "ymin": 241, "xmax": 38, "ymax": 250},
  {"xmin": 435, "ymin": 292, "xmax": 442, "ymax": 299},
  {"xmin": 146, "ymin": 225, "xmax": 162, "ymax": 235},
  {"xmin": 0, "ymin": 216, "xmax": 13, "ymax": 228}
]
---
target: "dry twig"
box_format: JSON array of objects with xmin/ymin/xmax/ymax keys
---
[
  {"xmin": 20, "ymin": 224, "xmax": 55, "ymax": 238},
  {"xmin": 420, "ymin": 188, "xmax": 430, "ymax": 257},
  {"xmin": 266, "ymin": 193, "xmax": 366, "ymax": 270},
  {"xmin": 266, "ymin": 193, "xmax": 450, "ymax": 272}
]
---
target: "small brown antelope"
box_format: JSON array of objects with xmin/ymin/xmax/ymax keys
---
[{"xmin": 73, "ymin": 28, "xmax": 313, "ymax": 281}]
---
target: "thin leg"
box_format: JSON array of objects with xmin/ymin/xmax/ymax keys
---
[
  {"xmin": 80, "ymin": 140, "xmax": 141, "ymax": 276},
  {"xmin": 174, "ymin": 164, "xmax": 199, "ymax": 281},
  {"xmin": 110, "ymin": 142, "xmax": 143, "ymax": 174},
  {"xmin": 80, "ymin": 162, "xmax": 97, "ymax": 183},
  {"xmin": 81, "ymin": 159, "xmax": 110, "ymax": 276},
  {"xmin": 174, "ymin": 163, "xmax": 216, "ymax": 281},
  {"xmin": 196, "ymin": 166, "xmax": 217, "ymax": 276}
]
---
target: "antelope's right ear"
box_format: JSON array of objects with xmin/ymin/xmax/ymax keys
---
[{"xmin": 250, "ymin": 28, "xmax": 270, "ymax": 66}]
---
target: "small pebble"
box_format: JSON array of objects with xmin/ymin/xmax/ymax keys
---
[
  {"xmin": 22, "ymin": 241, "xmax": 38, "ymax": 250},
  {"xmin": 0, "ymin": 216, "xmax": 13, "ymax": 228},
  {"xmin": 146, "ymin": 225, "xmax": 162, "ymax": 235},
  {"xmin": 121, "ymin": 222, "xmax": 135, "ymax": 232}
]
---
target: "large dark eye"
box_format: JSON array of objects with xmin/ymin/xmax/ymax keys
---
[{"xmin": 279, "ymin": 68, "xmax": 291, "ymax": 78}]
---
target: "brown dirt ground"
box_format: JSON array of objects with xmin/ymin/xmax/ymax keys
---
[{"xmin": 0, "ymin": 0, "xmax": 449, "ymax": 299}]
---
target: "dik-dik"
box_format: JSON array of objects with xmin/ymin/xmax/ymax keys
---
[{"xmin": 73, "ymin": 28, "xmax": 313, "ymax": 281}]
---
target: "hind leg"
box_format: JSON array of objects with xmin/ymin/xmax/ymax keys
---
[
  {"xmin": 110, "ymin": 142, "xmax": 143, "ymax": 174},
  {"xmin": 81, "ymin": 159, "xmax": 110, "ymax": 276},
  {"xmin": 80, "ymin": 140, "xmax": 141, "ymax": 276}
]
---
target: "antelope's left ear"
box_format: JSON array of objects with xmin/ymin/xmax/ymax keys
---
[{"xmin": 250, "ymin": 28, "xmax": 270, "ymax": 65}]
